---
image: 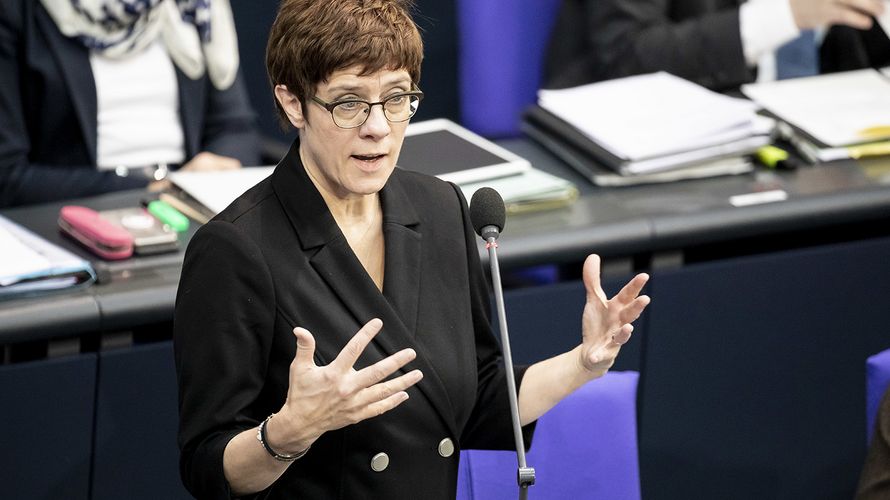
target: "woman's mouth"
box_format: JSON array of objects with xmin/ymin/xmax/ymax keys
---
[{"xmin": 351, "ymin": 153, "xmax": 386, "ymax": 171}]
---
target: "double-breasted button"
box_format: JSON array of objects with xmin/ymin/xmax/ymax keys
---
[
  {"xmin": 370, "ymin": 452, "xmax": 389, "ymax": 472},
  {"xmin": 438, "ymin": 438, "xmax": 455, "ymax": 458}
]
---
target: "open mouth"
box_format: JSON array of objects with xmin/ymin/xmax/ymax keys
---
[{"xmin": 352, "ymin": 153, "xmax": 385, "ymax": 161}]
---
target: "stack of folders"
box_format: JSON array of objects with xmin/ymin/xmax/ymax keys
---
[
  {"xmin": 0, "ymin": 215, "xmax": 95, "ymax": 298},
  {"xmin": 523, "ymin": 72, "xmax": 774, "ymax": 186},
  {"xmin": 742, "ymin": 68, "xmax": 890, "ymax": 163}
]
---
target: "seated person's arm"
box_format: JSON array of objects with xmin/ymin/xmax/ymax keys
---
[{"xmin": 545, "ymin": 0, "xmax": 753, "ymax": 91}]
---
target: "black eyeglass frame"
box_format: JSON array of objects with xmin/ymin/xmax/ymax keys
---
[{"xmin": 311, "ymin": 86, "xmax": 424, "ymax": 129}]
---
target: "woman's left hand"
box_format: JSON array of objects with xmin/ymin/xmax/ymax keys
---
[{"xmin": 578, "ymin": 254, "xmax": 650, "ymax": 376}]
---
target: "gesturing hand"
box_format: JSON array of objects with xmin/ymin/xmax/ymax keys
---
[
  {"xmin": 268, "ymin": 318, "xmax": 423, "ymax": 454},
  {"xmin": 578, "ymin": 255, "xmax": 650, "ymax": 375}
]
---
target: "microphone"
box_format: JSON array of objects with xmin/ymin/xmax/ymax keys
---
[
  {"xmin": 469, "ymin": 188, "xmax": 535, "ymax": 499},
  {"xmin": 470, "ymin": 187, "xmax": 506, "ymax": 242}
]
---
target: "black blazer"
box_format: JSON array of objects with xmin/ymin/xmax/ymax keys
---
[
  {"xmin": 174, "ymin": 142, "xmax": 533, "ymax": 499},
  {"xmin": 0, "ymin": 0, "xmax": 259, "ymax": 207},
  {"xmin": 543, "ymin": 0, "xmax": 890, "ymax": 92}
]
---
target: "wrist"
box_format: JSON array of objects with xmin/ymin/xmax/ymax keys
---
[
  {"xmin": 260, "ymin": 413, "xmax": 312, "ymax": 461},
  {"xmin": 574, "ymin": 345, "xmax": 608, "ymax": 382}
]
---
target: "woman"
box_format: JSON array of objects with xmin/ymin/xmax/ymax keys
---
[
  {"xmin": 173, "ymin": 0, "xmax": 650, "ymax": 498},
  {"xmin": 0, "ymin": 0, "xmax": 258, "ymax": 207}
]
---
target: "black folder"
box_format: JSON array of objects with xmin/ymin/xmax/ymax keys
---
[{"xmin": 522, "ymin": 105, "xmax": 765, "ymax": 182}]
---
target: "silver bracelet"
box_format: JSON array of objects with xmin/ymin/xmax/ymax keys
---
[{"xmin": 256, "ymin": 413, "xmax": 310, "ymax": 462}]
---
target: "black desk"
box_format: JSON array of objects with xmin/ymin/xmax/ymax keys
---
[{"xmin": 3, "ymin": 141, "xmax": 890, "ymax": 500}]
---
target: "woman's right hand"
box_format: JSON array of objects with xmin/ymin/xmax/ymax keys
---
[{"xmin": 264, "ymin": 318, "xmax": 423, "ymax": 455}]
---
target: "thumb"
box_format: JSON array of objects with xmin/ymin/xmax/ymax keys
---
[{"xmin": 292, "ymin": 327, "xmax": 317, "ymax": 367}]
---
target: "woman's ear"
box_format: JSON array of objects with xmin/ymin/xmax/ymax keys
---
[{"xmin": 274, "ymin": 85, "xmax": 306, "ymax": 129}]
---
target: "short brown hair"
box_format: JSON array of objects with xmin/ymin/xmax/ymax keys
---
[{"xmin": 266, "ymin": 0, "xmax": 424, "ymax": 128}]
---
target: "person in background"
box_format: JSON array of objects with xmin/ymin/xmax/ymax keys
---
[
  {"xmin": 543, "ymin": 0, "xmax": 888, "ymax": 91},
  {"xmin": 173, "ymin": 0, "xmax": 651, "ymax": 498},
  {"xmin": 0, "ymin": 0, "xmax": 259, "ymax": 207}
]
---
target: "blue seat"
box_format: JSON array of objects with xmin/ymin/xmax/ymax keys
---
[
  {"xmin": 866, "ymin": 348, "xmax": 890, "ymax": 442},
  {"xmin": 457, "ymin": 371, "xmax": 641, "ymax": 499},
  {"xmin": 456, "ymin": 0, "xmax": 563, "ymax": 138}
]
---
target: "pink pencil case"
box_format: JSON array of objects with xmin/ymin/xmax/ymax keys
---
[{"xmin": 59, "ymin": 205, "xmax": 134, "ymax": 260}]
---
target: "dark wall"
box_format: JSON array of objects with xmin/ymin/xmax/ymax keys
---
[{"xmin": 231, "ymin": 1, "xmax": 459, "ymax": 148}]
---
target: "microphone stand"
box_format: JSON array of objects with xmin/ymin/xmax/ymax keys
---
[{"xmin": 482, "ymin": 227, "xmax": 535, "ymax": 499}]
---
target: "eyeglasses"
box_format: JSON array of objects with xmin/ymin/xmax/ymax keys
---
[{"xmin": 311, "ymin": 87, "xmax": 424, "ymax": 129}]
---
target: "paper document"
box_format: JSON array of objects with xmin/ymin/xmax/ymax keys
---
[
  {"xmin": 538, "ymin": 72, "xmax": 760, "ymax": 161},
  {"xmin": 742, "ymin": 69, "xmax": 890, "ymax": 147},
  {"xmin": 0, "ymin": 215, "xmax": 95, "ymax": 296},
  {"xmin": 168, "ymin": 167, "xmax": 275, "ymax": 216},
  {"xmin": 454, "ymin": 167, "xmax": 578, "ymax": 213}
]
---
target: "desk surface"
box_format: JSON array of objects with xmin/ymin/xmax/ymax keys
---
[{"xmin": 3, "ymin": 139, "xmax": 890, "ymax": 342}]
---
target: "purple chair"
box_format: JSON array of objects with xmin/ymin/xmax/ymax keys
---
[
  {"xmin": 457, "ymin": 371, "xmax": 641, "ymax": 500},
  {"xmin": 456, "ymin": 0, "xmax": 563, "ymax": 138},
  {"xmin": 866, "ymin": 348, "xmax": 890, "ymax": 443}
]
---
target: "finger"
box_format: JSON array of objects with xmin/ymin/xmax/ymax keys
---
[
  {"xmin": 216, "ymin": 156, "xmax": 243, "ymax": 170},
  {"xmin": 292, "ymin": 327, "xmax": 317, "ymax": 367},
  {"xmin": 333, "ymin": 318, "xmax": 384, "ymax": 370},
  {"xmin": 362, "ymin": 391, "xmax": 411, "ymax": 420},
  {"xmin": 618, "ymin": 295, "xmax": 651, "ymax": 324},
  {"xmin": 582, "ymin": 254, "xmax": 607, "ymax": 303},
  {"xmin": 841, "ymin": 0, "xmax": 884, "ymax": 16},
  {"xmin": 832, "ymin": 2, "xmax": 875, "ymax": 28},
  {"xmin": 357, "ymin": 369, "xmax": 424, "ymax": 407},
  {"xmin": 612, "ymin": 273, "xmax": 650, "ymax": 305},
  {"xmin": 354, "ymin": 347, "xmax": 418, "ymax": 387},
  {"xmin": 612, "ymin": 324, "xmax": 634, "ymax": 345}
]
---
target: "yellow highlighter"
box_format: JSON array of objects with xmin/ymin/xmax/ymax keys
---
[
  {"xmin": 846, "ymin": 142, "xmax": 890, "ymax": 159},
  {"xmin": 858, "ymin": 126, "xmax": 890, "ymax": 141},
  {"xmin": 755, "ymin": 145, "xmax": 799, "ymax": 170}
]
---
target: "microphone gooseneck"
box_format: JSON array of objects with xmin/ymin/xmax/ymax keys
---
[{"xmin": 468, "ymin": 188, "xmax": 535, "ymax": 499}]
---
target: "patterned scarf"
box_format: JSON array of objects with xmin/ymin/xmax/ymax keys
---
[{"xmin": 40, "ymin": 0, "xmax": 239, "ymax": 90}]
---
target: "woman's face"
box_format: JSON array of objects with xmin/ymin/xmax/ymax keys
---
[{"xmin": 282, "ymin": 66, "xmax": 413, "ymax": 201}]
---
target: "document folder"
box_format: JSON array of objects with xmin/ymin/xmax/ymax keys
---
[
  {"xmin": 523, "ymin": 107, "xmax": 758, "ymax": 186},
  {"xmin": 0, "ymin": 215, "xmax": 95, "ymax": 299}
]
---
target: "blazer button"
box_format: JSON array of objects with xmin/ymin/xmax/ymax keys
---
[
  {"xmin": 438, "ymin": 438, "xmax": 455, "ymax": 458},
  {"xmin": 370, "ymin": 452, "xmax": 389, "ymax": 472}
]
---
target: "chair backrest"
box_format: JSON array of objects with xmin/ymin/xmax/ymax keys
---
[
  {"xmin": 866, "ymin": 348, "xmax": 890, "ymax": 443},
  {"xmin": 456, "ymin": 0, "xmax": 563, "ymax": 138},
  {"xmin": 456, "ymin": 370, "xmax": 641, "ymax": 500}
]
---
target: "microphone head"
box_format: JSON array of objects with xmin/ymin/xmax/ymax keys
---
[{"xmin": 469, "ymin": 187, "xmax": 506, "ymax": 239}]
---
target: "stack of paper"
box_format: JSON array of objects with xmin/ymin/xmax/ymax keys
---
[
  {"xmin": 741, "ymin": 68, "xmax": 890, "ymax": 163},
  {"xmin": 164, "ymin": 167, "xmax": 274, "ymax": 223},
  {"xmin": 0, "ymin": 216, "xmax": 95, "ymax": 298},
  {"xmin": 529, "ymin": 72, "xmax": 771, "ymax": 180}
]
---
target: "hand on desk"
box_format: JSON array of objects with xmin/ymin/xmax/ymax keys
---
[
  {"xmin": 267, "ymin": 318, "xmax": 423, "ymax": 455},
  {"xmin": 790, "ymin": 0, "xmax": 884, "ymax": 30},
  {"xmin": 148, "ymin": 151, "xmax": 243, "ymax": 191}
]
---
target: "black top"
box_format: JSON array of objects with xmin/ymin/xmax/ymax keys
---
[{"xmin": 174, "ymin": 142, "xmax": 533, "ymax": 499}]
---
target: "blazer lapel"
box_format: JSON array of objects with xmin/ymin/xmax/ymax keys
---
[
  {"xmin": 380, "ymin": 172, "xmax": 422, "ymax": 338},
  {"xmin": 35, "ymin": 6, "xmax": 97, "ymax": 164},
  {"xmin": 271, "ymin": 145, "xmax": 458, "ymax": 437}
]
